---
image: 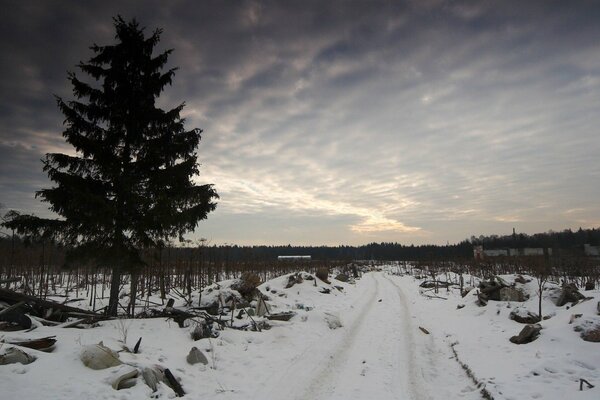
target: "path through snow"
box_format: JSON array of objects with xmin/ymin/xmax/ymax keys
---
[{"xmin": 257, "ymin": 272, "xmax": 431, "ymax": 400}]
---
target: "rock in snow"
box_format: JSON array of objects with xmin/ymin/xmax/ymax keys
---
[
  {"xmin": 186, "ymin": 346, "xmax": 209, "ymax": 365},
  {"xmin": 285, "ymin": 273, "xmax": 304, "ymax": 289},
  {"xmin": 555, "ymin": 283, "xmax": 586, "ymax": 307},
  {"xmin": 231, "ymin": 272, "xmax": 262, "ymax": 301},
  {"xmin": 0, "ymin": 347, "xmax": 36, "ymax": 365},
  {"xmin": 573, "ymin": 318, "xmax": 600, "ymax": 342},
  {"xmin": 80, "ymin": 342, "xmax": 122, "ymax": 370},
  {"xmin": 510, "ymin": 323, "xmax": 542, "ymax": 344},
  {"xmin": 500, "ymin": 287, "xmax": 526, "ymax": 302},
  {"xmin": 509, "ymin": 307, "xmax": 540, "ymax": 324}
]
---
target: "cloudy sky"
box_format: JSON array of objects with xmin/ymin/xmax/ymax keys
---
[{"xmin": 1, "ymin": 0, "xmax": 599, "ymax": 245}]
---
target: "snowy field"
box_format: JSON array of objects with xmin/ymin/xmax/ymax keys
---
[{"xmin": 1, "ymin": 267, "xmax": 599, "ymax": 399}]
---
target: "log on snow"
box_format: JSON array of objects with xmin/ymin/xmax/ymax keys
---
[{"xmin": 0, "ymin": 288, "xmax": 99, "ymax": 317}]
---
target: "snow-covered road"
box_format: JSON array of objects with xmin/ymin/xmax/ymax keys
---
[{"xmin": 257, "ymin": 272, "xmax": 431, "ymax": 400}]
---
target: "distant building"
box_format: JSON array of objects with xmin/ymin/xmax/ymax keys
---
[
  {"xmin": 474, "ymin": 246, "xmax": 551, "ymax": 259},
  {"xmin": 277, "ymin": 255, "xmax": 311, "ymax": 261},
  {"xmin": 474, "ymin": 245, "xmax": 509, "ymax": 259},
  {"xmin": 522, "ymin": 248, "xmax": 548, "ymax": 256},
  {"xmin": 484, "ymin": 249, "xmax": 508, "ymax": 257}
]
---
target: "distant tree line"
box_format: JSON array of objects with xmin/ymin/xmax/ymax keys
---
[
  {"xmin": 209, "ymin": 242, "xmax": 474, "ymax": 261},
  {"xmin": 469, "ymin": 227, "xmax": 600, "ymax": 250},
  {"xmin": 2, "ymin": 227, "xmax": 597, "ymax": 264}
]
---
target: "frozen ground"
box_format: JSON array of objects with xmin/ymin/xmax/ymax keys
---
[{"xmin": 1, "ymin": 268, "xmax": 599, "ymax": 399}]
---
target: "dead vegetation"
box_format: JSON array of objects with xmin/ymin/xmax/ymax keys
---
[{"xmin": 0, "ymin": 239, "xmax": 349, "ymax": 319}]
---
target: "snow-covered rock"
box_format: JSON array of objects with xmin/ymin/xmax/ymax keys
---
[
  {"xmin": 510, "ymin": 323, "xmax": 542, "ymax": 344},
  {"xmin": 80, "ymin": 342, "xmax": 121, "ymax": 370},
  {"xmin": 0, "ymin": 347, "xmax": 36, "ymax": 365},
  {"xmin": 574, "ymin": 317, "xmax": 600, "ymax": 342},
  {"xmin": 186, "ymin": 346, "xmax": 208, "ymax": 365},
  {"xmin": 509, "ymin": 307, "xmax": 539, "ymax": 324}
]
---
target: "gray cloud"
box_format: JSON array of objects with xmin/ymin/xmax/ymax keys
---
[{"xmin": 1, "ymin": 1, "xmax": 600, "ymax": 244}]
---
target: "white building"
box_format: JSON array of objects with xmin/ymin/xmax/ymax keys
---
[
  {"xmin": 474, "ymin": 246, "xmax": 552, "ymax": 259},
  {"xmin": 484, "ymin": 249, "xmax": 508, "ymax": 257},
  {"xmin": 277, "ymin": 255, "xmax": 311, "ymax": 261}
]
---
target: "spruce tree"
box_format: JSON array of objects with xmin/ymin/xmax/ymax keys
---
[{"xmin": 10, "ymin": 17, "xmax": 218, "ymax": 315}]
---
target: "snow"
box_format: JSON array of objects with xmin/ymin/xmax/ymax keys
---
[
  {"xmin": 394, "ymin": 269, "xmax": 600, "ymax": 399},
  {"xmin": 1, "ymin": 267, "xmax": 599, "ymax": 399}
]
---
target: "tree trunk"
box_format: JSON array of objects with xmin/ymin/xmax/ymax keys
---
[
  {"xmin": 128, "ymin": 271, "xmax": 138, "ymax": 317},
  {"xmin": 107, "ymin": 262, "xmax": 122, "ymax": 316},
  {"xmin": 538, "ymin": 284, "xmax": 543, "ymax": 320}
]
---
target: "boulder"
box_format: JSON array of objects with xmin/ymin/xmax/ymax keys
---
[
  {"xmin": 0, "ymin": 347, "xmax": 36, "ymax": 365},
  {"xmin": 494, "ymin": 276, "xmax": 510, "ymax": 286},
  {"xmin": 335, "ymin": 273, "xmax": 350, "ymax": 282},
  {"xmin": 514, "ymin": 275, "xmax": 530, "ymax": 284},
  {"xmin": 585, "ymin": 281, "xmax": 595, "ymax": 291},
  {"xmin": 285, "ymin": 273, "xmax": 304, "ymax": 289},
  {"xmin": 190, "ymin": 319, "xmax": 218, "ymax": 341},
  {"xmin": 316, "ymin": 268, "xmax": 330, "ymax": 284},
  {"xmin": 581, "ymin": 326, "xmax": 600, "ymax": 342},
  {"xmin": 479, "ymin": 279, "xmax": 506, "ymax": 301},
  {"xmin": 510, "ymin": 324, "xmax": 541, "ymax": 344},
  {"xmin": 574, "ymin": 318, "xmax": 600, "ymax": 342},
  {"xmin": 186, "ymin": 346, "xmax": 209, "ymax": 365},
  {"xmin": 500, "ymin": 287, "xmax": 526, "ymax": 302},
  {"xmin": 509, "ymin": 307, "xmax": 540, "ymax": 324},
  {"xmin": 202, "ymin": 292, "xmax": 248, "ymax": 315},
  {"xmin": 231, "ymin": 273, "xmax": 261, "ymax": 301},
  {"xmin": 556, "ymin": 283, "xmax": 586, "ymax": 307},
  {"xmin": 80, "ymin": 342, "xmax": 122, "ymax": 370}
]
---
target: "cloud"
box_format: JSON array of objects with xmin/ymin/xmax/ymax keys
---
[{"xmin": 1, "ymin": 1, "xmax": 600, "ymax": 244}]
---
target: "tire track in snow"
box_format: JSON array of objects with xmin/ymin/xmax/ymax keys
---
[
  {"xmin": 256, "ymin": 272, "xmax": 380, "ymax": 400},
  {"xmin": 383, "ymin": 273, "xmax": 432, "ymax": 400},
  {"xmin": 263, "ymin": 272, "xmax": 432, "ymax": 400},
  {"xmin": 296, "ymin": 273, "xmax": 381, "ymax": 400},
  {"xmin": 384, "ymin": 274, "xmax": 485, "ymax": 400},
  {"xmin": 300, "ymin": 272, "xmax": 431, "ymax": 400}
]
